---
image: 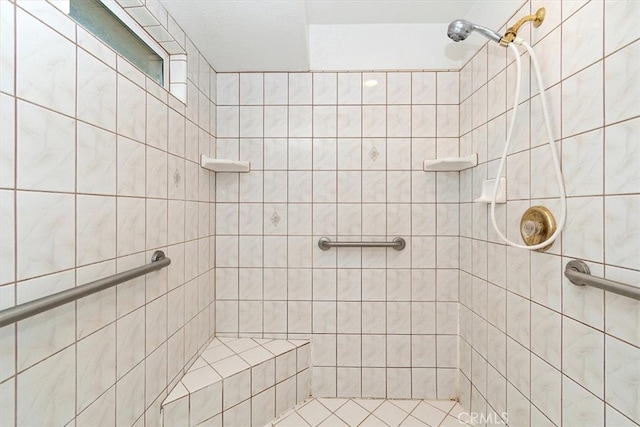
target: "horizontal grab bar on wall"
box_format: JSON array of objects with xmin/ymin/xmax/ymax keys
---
[
  {"xmin": 0, "ymin": 251, "xmax": 171, "ymax": 328},
  {"xmin": 564, "ymin": 260, "xmax": 640, "ymax": 301},
  {"xmin": 318, "ymin": 237, "xmax": 406, "ymax": 251}
]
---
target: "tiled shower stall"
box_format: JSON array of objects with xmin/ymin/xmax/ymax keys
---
[{"xmin": 0, "ymin": 0, "xmax": 639, "ymax": 426}]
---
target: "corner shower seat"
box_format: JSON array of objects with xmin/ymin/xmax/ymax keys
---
[{"xmin": 161, "ymin": 336, "xmax": 311, "ymax": 427}]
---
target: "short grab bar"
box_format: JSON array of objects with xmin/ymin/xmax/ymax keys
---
[
  {"xmin": 0, "ymin": 250, "xmax": 171, "ymax": 327},
  {"xmin": 564, "ymin": 260, "xmax": 640, "ymax": 301},
  {"xmin": 318, "ymin": 237, "xmax": 406, "ymax": 251}
]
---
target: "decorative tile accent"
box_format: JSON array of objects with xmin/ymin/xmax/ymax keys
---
[
  {"xmin": 271, "ymin": 211, "xmax": 281, "ymax": 227},
  {"xmin": 369, "ymin": 146, "xmax": 380, "ymax": 162},
  {"xmin": 172, "ymin": 168, "xmax": 181, "ymax": 187}
]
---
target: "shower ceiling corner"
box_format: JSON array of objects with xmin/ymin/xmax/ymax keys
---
[{"xmin": 158, "ymin": 0, "xmax": 525, "ymax": 72}]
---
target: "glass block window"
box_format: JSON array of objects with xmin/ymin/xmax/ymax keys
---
[{"xmin": 69, "ymin": 0, "xmax": 165, "ymax": 85}]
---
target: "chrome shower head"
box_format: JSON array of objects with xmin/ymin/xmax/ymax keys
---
[{"xmin": 447, "ymin": 19, "xmax": 503, "ymax": 44}]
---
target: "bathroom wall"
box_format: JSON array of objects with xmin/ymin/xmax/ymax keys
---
[
  {"xmin": 214, "ymin": 71, "xmax": 462, "ymax": 399},
  {"xmin": 457, "ymin": 0, "xmax": 640, "ymax": 425},
  {"xmin": 0, "ymin": 0, "xmax": 218, "ymax": 425},
  {"xmin": 2, "ymin": 0, "xmax": 639, "ymax": 425}
]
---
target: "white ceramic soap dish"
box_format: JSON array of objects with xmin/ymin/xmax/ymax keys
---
[
  {"xmin": 423, "ymin": 153, "xmax": 477, "ymax": 172},
  {"xmin": 474, "ymin": 177, "xmax": 506, "ymax": 204},
  {"xmin": 200, "ymin": 155, "xmax": 251, "ymax": 173}
]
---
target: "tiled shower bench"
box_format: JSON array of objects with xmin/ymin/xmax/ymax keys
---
[{"xmin": 161, "ymin": 337, "xmax": 311, "ymax": 427}]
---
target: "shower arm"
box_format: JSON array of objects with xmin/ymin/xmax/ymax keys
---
[{"xmin": 499, "ymin": 7, "xmax": 545, "ymax": 47}]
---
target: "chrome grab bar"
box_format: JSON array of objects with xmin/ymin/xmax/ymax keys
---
[
  {"xmin": 564, "ymin": 260, "xmax": 640, "ymax": 301},
  {"xmin": 0, "ymin": 250, "xmax": 171, "ymax": 327},
  {"xmin": 318, "ymin": 237, "xmax": 406, "ymax": 251}
]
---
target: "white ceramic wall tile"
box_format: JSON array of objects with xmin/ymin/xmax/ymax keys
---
[
  {"xmin": 116, "ymin": 197, "xmax": 145, "ymax": 257},
  {"xmin": 117, "ymin": 76, "xmax": 146, "ymax": 143},
  {"xmin": 0, "ymin": 1, "xmax": 14, "ymax": 95},
  {"xmin": 146, "ymin": 94, "xmax": 168, "ymax": 150},
  {"xmin": 562, "ymin": 128, "xmax": 603, "ymax": 197},
  {"xmin": 387, "ymin": 105, "xmax": 411, "ymax": 137},
  {"xmin": 337, "ymin": 106, "xmax": 361, "ymax": 138},
  {"xmin": 217, "ymin": 73, "xmax": 238, "ymax": 105},
  {"xmin": 562, "ymin": 375, "xmax": 604, "ymax": 426},
  {"xmin": 605, "ymin": 0, "xmax": 640, "ymax": 55},
  {"xmin": 114, "ymin": 342, "xmax": 144, "ymax": 421},
  {"xmin": 361, "ymin": 368, "xmax": 385, "ymax": 398},
  {"xmin": 146, "ymin": 146, "xmax": 168, "ymax": 198},
  {"xmin": 532, "ymin": 29, "xmax": 562, "ymax": 96},
  {"xmin": 77, "ymin": 122, "xmax": 117, "ymax": 195},
  {"xmin": 471, "ymin": 86, "xmax": 488, "ymax": 130},
  {"xmin": 605, "ymin": 195, "xmax": 640, "ymax": 269},
  {"xmin": 387, "ymin": 368, "xmax": 412, "ymax": 398},
  {"xmin": 564, "ymin": 197, "xmax": 604, "ymax": 263},
  {"xmin": 604, "ymin": 267, "xmax": 640, "ymax": 347},
  {"xmin": 77, "ymin": 325, "xmax": 116, "ymax": 412},
  {"xmin": 411, "ymin": 72, "xmax": 436, "ymax": 105},
  {"xmin": 335, "ymin": 367, "xmax": 360, "ymax": 398},
  {"xmin": 0, "ymin": 93, "xmax": 14, "ymax": 191},
  {"xmin": 562, "ymin": 317, "xmax": 604, "ymax": 398},
  {"xmin": 288, "ymin": 139, "xmax": 312, "ymax": 171},
  {"xmin": 77, "ymin": 195, "xmax": 116, "ymax": 266},
  {"xmin": 387, "ymin": 72, "xmax": 411, "ymax": 105},
  {"xmin": 77, "ymin": 48, "xmax": 116, "ymax": 131},
  {"xmin": 561, "ymin": 0, "xmax": 603, "ymax": 79},
  {"xmin": 605, "ymin": 335, "xmax": 640, "ymax": 424},
  {"xmin": 217, "ymin": 106, "xmax": 239, "ymax": 138},
  {"xmin": 487, "ymin": 73, "xmax": 507, "ymax": 122},
  {"xmin": 337, "ymin": 73, "xmax": 361, "ymax": 105},
  {"xmin": 16, "ymin": 272, "xmax": 74, "ymax": 364},
  {"xmin": 16, "ymin": 191, "xmax": 74, "ymax": 280},
  {"xmin": 240, "ymin": 73, "xmax": 264, "ymax": 105},
  {"xmin": 240, "ymin": 106, "xmax": 264, "ymax": 138},
  {"xmin": 76, "ymin": 263, "xmax": 116, "ymax": 340},
  {"xmin": 604, "ymin": 40, "xmax": 640, "ymax": 125},
  {"xmin": 459, "ymin": 98, "xmax": 472, "ymax": 137},
  {"xmin": 313, "ymin": 73, "xmax": 337, "ymax": 105},
  {"xmin": 264, "ymin": 73, "xmax": 288, "ymax": 105},
  {"xmin": 472, "ymin": 46, "xmax": 488, "ymax": 93},
  {"xmin": 17, "ymin": 345, "xmax": 75, "ymax": 426},
  {"xmin": 16, "ymin": 100, "xmax": 75, "ymax": 192},
  {"xmin": 0, "ymin": 190, "xmax": 15, "ymax": 286},
  {"xmin": 605, "ymin": 117, "xmax": 640, "ymax": 195},
  {"xmin": 409, "ymin": 105, "xmax": 435, "ymax": 139},
  {"xmin": 436, "ymin": 73, "xmax": 459, "ymax": 107},
  {"xmin": 288, "ymin": 106, "xmax": 312, "ymax": 138},
  {"xmin": 16, "ymin": 8, "xmax": 75, "ymax": 116},
  {"xmin": 288, "ymin": 73, "xmax": 312, "ymax": 105},
  {"xmin": 116, "ymin": 306, "xmax": 145, "ymax": 379},
  {"xmin": 362, "ymin": 73, "xmax": 386, "ymax": 105},
  {"xmin": 116, "ymin": 133, "xmax": 144, "ymax": 193},
  {"xmin": 362, "ymin": 106, "xmax": 386, "ymax": 139},
  {"xmin": 252, "ymin": 386, "xmax": 275, "ymax": 426},
  {"xmin": 264, "ymin": 108, "xmax": 287, "ymax": 138},
  {"xmin": 167, "ymin": 108, "xmax": 185, "ymax": 158},
  {"xmin": 313, "ymin": 106, "xmax": 337, "ymax": 137},
  {"xmin": 145, "ymin": 198, "xmax": 168, "ymax": 249},
  {"xmin": 562, "ymin": 61, "xmax": 604, "ymax": 138},
  {"xmin": 606, "ymin": 404, "xmax": 640, "ymax": 427},
  {"xmin": 75, "ymin": 385, "xmax": 116, "ymax": 427}
]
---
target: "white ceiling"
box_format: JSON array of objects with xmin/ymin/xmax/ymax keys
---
[{"xmin": 159, "ymin": 0, "xmax": 524, "ymax": 72}]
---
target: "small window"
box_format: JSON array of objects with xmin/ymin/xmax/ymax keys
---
[{"xmin": 69, "ymin": 0, "xmax": 165, "ymax": 85}]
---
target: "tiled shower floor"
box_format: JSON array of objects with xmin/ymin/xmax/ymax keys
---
[{"xmin": 266, "ymin": 398, "xmax": 471, "ymax": 426}]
